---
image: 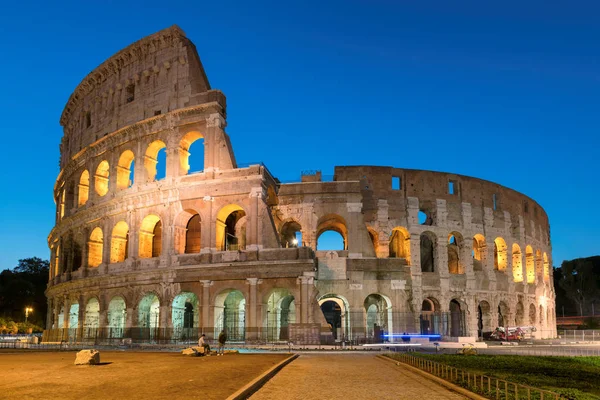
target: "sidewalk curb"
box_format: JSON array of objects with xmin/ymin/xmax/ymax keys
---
[
  {"xmin": 377, "ymin": 355, "xmax": 487, "ymax": 400},
  {"xmin": 226, "ymin": 353, "xmax": 299, "ymax": 400}
]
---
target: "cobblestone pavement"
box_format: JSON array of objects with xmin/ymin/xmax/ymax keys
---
[{"xmin": 250, "ymin": 353, "xmax": 467, "ymax": 400}]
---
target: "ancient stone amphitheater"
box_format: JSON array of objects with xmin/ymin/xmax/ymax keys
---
[{"xmin": 45, "ymin": 26, "xmax": 556, "ymax": 344}]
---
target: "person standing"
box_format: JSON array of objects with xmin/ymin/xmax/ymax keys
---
[{"xmin": 217, "ymin": 329, "xmax": 227, "ymax": 356}]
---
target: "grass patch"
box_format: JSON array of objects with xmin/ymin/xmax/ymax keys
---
[{"xmin": 387, "ymin": 353, "xmax": 600, "ymax": 400}]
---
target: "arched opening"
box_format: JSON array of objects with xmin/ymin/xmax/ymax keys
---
[
  {"xmin": 265, "ymin": 289, "xmax": 296, "ymax": 342},
  {"xmin": 72, "ymin": 240, "xmax": 83, "ymax": 271},
  {"xmin": 498, "ymin": 301, "xmax": 510, "ymax": 327},
  {"xmin": 107, "ymin": 296, "xmax": 126, "ymax": 339},
  {"xmin": 515, "ymin": 301, "xmax": 525, "ymax": 326},
  {"xmin": 472, "ymin": 234, "xmax": 485, "ymax": 271},
  {"xmin": 389, "ymin": 227, "xmax": 410, "ymax": 260},
  {"xmin": 57, "ymin": 305, "xmax": 65, "ymax": 329},
  {"xmin": 172, "ymin": 292, "xmax": 199, "ymax": 340},
  {"xmin": 420, "ymin": 232, "xmax": 435, "ymax": 272},
  {"xmin": 447, "ymin": 232, "xmax": 464, "ymax": 274},
  {"xmin": 316, "ymin": 214, "xmax": 348, "ymax": 251},
  {"xmin": 214, "ymin": 290, "xmax": 246, "ymax": 342},
  {"xmin": 318, "ymin": 294, "xmax": 350, "ymax": 341},
  {"xmin": 420, "ymin": 297, "xmax": 440, "ymax": 335},
  {"xmin": 68, "ymin": 302, "xmax": 79, "ymax": 341},
  {"xmin": 280, "ymin": 220, "xmax": 302, "ymax": 248},
  {"xmin": 110, "ymin": 221, "xmax": 129, "ymax": 263},
  {"xmin": 525, "ymin": 245, "xmax": 535, "ymax": 284},
  {"xmin": 367, "ymin": 227, "xmax": 378, "ymax": 256},
  {"xmin": 180, "ymin": 131, "xmax": 205, "ymax": 175},
  {"xmin": 78, "ymin": 170, "xmax": 89, "ymax": 206},
  {"xmin": 364, "ymin": 294, "xmax": 393, "ymax": 343},
  {"xmin": 87, "ymin": 227, "xmax": 103, "ymax": 267},
  {"xmin": 494, "ymin": 237, "xmax": 507, "ymax": 271},
  {"xmin": 543, "ymin": 253, "xmax": 550, "ymax": 282},
  {"xmin": 116, "ymin": 150, "xmax": 135, "ymax": 190},
  {"xmin": 477, "ymin": 301, "xmax": 492, "ymax": 338},
  {"xmin": 216, "ymin": 205, "xmax": 247, "ymax": 251},
  {"xmin": 535, "ymin": 249, "xmax": 543, "ymax": 280},
  {"xmin": 138, "ymin": 293, "xmax": 160, "ymax": 340},
  {"xmin": 145, "ymin": 140, "xmax": 167, "ymax": 182},
  {"xmin": 185, "ymin": 214, "xmax": 201, "ymax": 253},
  {"xmin": 512, "ymin": 244, "xmax": 523, "ymax": 282},
  {"xmin": 94, "ymin": 160, "xmax": 110, "ymax": 196},
  {"xmin": 449, "ymin": 299, "xmax": 465, "ymax": 337},
  {"xmin": 139, "ymin": 214, "xmax": 161, "ymax": 258},
  {"xmin": 418, "ymin": 210, "xmax": 432, "ymax": 225},
  {"xmin": 59, "ymin": 189, "xmax": 65, "ymax": 220},
  {"xmin": 84, "ymin": 298, "xmax": 100, "ymax": 338},
  {"xmin": 529, "ymin": 303, "xmax": 537, "ymax": 325}
]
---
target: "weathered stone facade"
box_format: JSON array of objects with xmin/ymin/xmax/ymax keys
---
[{"xmin": 46, "ymin": 26, "xmax": 556, "ymax": 343}]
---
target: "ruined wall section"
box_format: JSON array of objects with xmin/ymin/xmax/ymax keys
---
[{"xmin": 59, "ymin": 25, "xmax": 213, "ymax": 168}]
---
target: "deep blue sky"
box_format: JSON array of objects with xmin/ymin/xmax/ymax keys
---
[{"xmin": 1, "ymin": 0, "xmax": 598, "ymax": 270}]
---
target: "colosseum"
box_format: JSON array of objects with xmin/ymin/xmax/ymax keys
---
[{"xmin": 44, "ymin": 26, "xmax": 556, "ymax": 344}]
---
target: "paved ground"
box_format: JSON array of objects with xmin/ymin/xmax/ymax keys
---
[
  {"xmin": 250, "ymin": 353, "xmax": 466, "ymax": 400},
  {"xmin": 0, "ymin": 351, "xmax": 287, "ymax": 400}
]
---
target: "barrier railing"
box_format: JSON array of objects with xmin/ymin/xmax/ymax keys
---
[
  {"xmin": 557, "ymin": 329, "xmax": 600, "ymax": 342},
  {"xmin": 389, "ymin": 353, "xmax": 561, "ymax": 400}
]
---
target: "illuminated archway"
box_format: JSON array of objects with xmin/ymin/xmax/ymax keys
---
[
  {"xmin": 145, "ymin": 140, "xmax": 166, "ymax": 181},
  {"xmin": 316, "ymin": 214, "xmax": 348, "ymax": 251},
  {"xmin": 448, "ymin": 232, "xmax": 464, "ymax": 274},
  {"xmin": 87, "ymin": 227, "xmax": 103, "ymax": 267},
  {"xmin": 116, "ymin": 150, "xmax": 135, "ymax": 190},
  {"xmin": 543, "ymin": 253, "xmax": 550, "ymax": 282},
  {"xmin": 139, "ymin": 214, "xmax": 162, "ymax": 258},
  {"xmin": 512, "ymin": 244, "xmax": 523, "ymax": 282},
  {"xmin": 364, "ymin": 293, "xmax": 393, "ymax": 342},
  {"xmin": 280, "ymin": 220, "xmax": 302, "ymax": 248},
  {"xmin": 172, "ymin": 292, "xmax": 199, "ymax": 340},
  {"xmin": 318, "ymin": 294, "xmax": 351, "ymax": 340},
  {"xmin": 179, "ymin": 131, "xmax": 204, "ymax": 175},
  {"xmin": 94, "ymin": 160, "xmax": 110, "ymax": 196},
  {"xmin": 78, "ymin": 170, "xmax": 89, "ymax": 206},
  {"xmin": 216, "ymin": 204, "xmax": 246, "ymax": 251},
  {"xmin": 110, "ymin": 221, "xmax": 129, "ymax": 263},
  {"xmin": 214, "ymin": 289, "xmax": 246, "ymax": 341},
  {"xmin": 389, "ymin": 227, "xmax": 410, "ymax": 260},
  {"xmin": 494, "ymin": 237, "xmax": 507, "ymax": 271},
  {"xmin": 264, "ymin": 289, "xmax": 296, "ymax": 342},
  {"xmin": 138, "ymin": 293, "xmax": 160, "ymax": 340},
  {"xmin": 525, "ymin": 245, "xmax": 535, "ymax": 284},
  {"xmin": 84, "ymin": 298, "xmax": 100, "ymax": 337},
  {"xmin": 107, "ymin": 296, "xmax": 126, "ymax": 338}
]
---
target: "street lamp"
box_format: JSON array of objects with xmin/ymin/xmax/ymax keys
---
[{"xmin": 25, "ymin": 307, "xmax": 33, "ymax": 323}]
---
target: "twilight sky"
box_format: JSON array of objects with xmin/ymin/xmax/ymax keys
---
[{"xmin": 0, "ymin": 0, "xmax": 598, "ymax": 270}]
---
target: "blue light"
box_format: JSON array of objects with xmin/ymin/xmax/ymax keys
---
[{"xmin": 382, "ymin": 334, "xmax": 442, "ymax": 339}]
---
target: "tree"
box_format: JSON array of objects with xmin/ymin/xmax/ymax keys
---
[{"xmin": 557, "ymin": 256, "xmax": 600, "ymax": 316}]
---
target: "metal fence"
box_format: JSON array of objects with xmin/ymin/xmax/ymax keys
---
[
  {"xmin": 389, "ymin": 353, "xmax": 561, "ymax": 400},
  {"xmin": 557, "ymin": 329, "xmax": 600, "ymax": 342}
]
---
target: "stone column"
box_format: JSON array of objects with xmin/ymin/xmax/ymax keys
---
[
  {"xmin": 436, "ymin": 234, "xmax": 450, "ymax": 292},
  {"xmin": 46, "ymin": 298, "xmax": 53, "ymax": 331},
  {"xmin": 246, "ymin": 278, "xmax": 261, "ymax": 341},
  {"xmin": 462, "ymin": 239, "xmax": 475, "ymax": 290},
  {"xmin": 247, "ymin": 187, "xmax": 263, "ymax": 250},
  {"xmin": 77, "ymin": 294, "xmax": 85, "ymax": 341},
  {"xmin": 201, "ymin": 196, "xmax": 214, "ymax": 252},
  {"xmin": 200, "ymin": 280, "xmax": 212, "ymax": 337},
  {"xmin": 346, "ymin": 202, "xmax": 363, "ymax": 257}
]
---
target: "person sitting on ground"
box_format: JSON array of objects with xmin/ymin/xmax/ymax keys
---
[
  {"xmin": 217, "ymin": 329, "xmax": 227, "ymax": 356},
  {"xmin": 198, "ymin": 334, "xmax": 210, "ymax": 354}
]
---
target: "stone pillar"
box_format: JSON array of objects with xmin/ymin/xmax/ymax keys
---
[
  {"xmin": 346, "ymin": 202, "xmax": 363, "ymax": 256},
  {"xmin": 246, "ymin": 278, "xmax": 261, "ymax": 341},
  {"xmin": 462, "ymin": 239, "xmax": 475, "ymax": 290},
  {"xmin": 201, "ymin": 197, "xmax": 214, "ymax": 252},
  {"xmin": 436, "ymin": 234, "xmax": 450, "ymax": 292},
  {"xmin": 77, "ymin": 294, "xmax": 85, "ymax": 341},
  {"xmin": 297, "ymin": 275, "xmax": 314, "ymax": 324},
  {"xmin": 200, "ymin": 280, "xmax": 212, "ymax": 336},
  {"xmin": 167, "ymin": 145, "xmax": 181, "ymax": 179},
  {"xmin": 247, "ymin": 187, "xmax": 263, "ymax": 250},
  {"xmin": 46, "ymin": 298, "xmax": 53, "ymax": 331}
]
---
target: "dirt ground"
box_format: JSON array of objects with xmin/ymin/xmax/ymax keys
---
[{"xmin": 0, "ymin": 350, "xmax": 288, "ymax": 400}]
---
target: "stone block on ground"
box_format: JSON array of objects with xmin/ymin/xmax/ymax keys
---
[
  {"xmin": 224, "ymin": 350, "xmax": 239, "ymax": 354},
  {"xmin": 74, "ymin": 350, "xmax": 100, "ymax": 365}
]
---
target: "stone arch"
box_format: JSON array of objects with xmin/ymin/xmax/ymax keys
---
[
  {"xmin": 264, "ymin": 288, "xmax": 296, "ymax": 341},
  {"xmin": 94, "ymin": 160, "xmax": 110, "ymax": 196},
  {"xmin": 420, "ymin": 297, "xmax": 440, "ymax": 335},
  {"xmin": 477, "ymin": 300, "xmax": 492, "ymax": 337},
  {"xmin": 535, "ymin": 249, "xmax": 543, "ymax": 280},
  {"xmin": 172, "ymin": 292, "xmax": 200, "ymax": 340},
  {"xmin": 138, "ymin": 293, "xmax": 161, "ymax": 340},
  {"xmin": 364, "ymin": 293, "xmax": 393, "ymax": 341},
  {"xmin": 116, "ymin": 149, "xmax": 135, "ymax": 190},
  {"xmin": 280, "ymin": 219, "xmax": 302, "ymax": 248},
  {"xmin": 216, "ymin": 204, "xmax": 247, "ymax": 251},
  {"xmin": 214, "ymin": 289, "xmax": 246, "ymax": 341},
  {"xmin": 525, "ymin": 245, "xmax": 535, "ymax": 284},
  {"xmin": 139, "ymin": 214, "xmax": 162, "ymax": 258},
  {"xmin": 515, "ymin": 301, "xmax": 525, "ymax": 326},
  {"xmin": 498, "ymin": 301, "xmax": 510, "ymax": 327},
  {"xmin": 84, "ymin": 297, "xmax": 100, "ymax": 337},
  {"xmin": 78, "ymin": 170, "xmax": 89, "ymax": 206},
  {"xmin": 107, "ymin": 296, "xmax": 127, "ymax": 338},
  {"xmin": 173, "ymin": 209, "xmax": 202, "ymax": 254},
  {"xmin": 110, "ymin": 221, "xmax": 129, "ymax": 263},
  {"xmin": 266, "ymin": 186, "xmax": 278, "ymax": 207},
  {"xmin": 420, "ymin": 231, "xmax": 436, "ymax": 272},
  {"xmin": 529, "ymin": 303, "xmax": 537, "ymax": 324},
  {"xmin": 145, "ymin": 140, "xmax": 166, "ymax": 181},
  {"xmin": 316, "ymin": 214, "xmax": 348, "ymax": 250},
  {"xmin": 179, "ymin": 131, "xmax": 205, "ymax": 175},
  {"xmin": 494, "ymin": 237, "xmax": 508, "ymax": 271},
  {"xmin": 366, "ymin": 227, "xmax": 379, "ymax": 256},
  {"xmin": 389, "ymin": 226, "xmax": 410, "ymax": 260},
  {"xmin": 512, "ymin": 244, "xmax": 523, "ymax": 282},
  {"xmin": 68, "ymin": 301, "xmax": 79, "ymax": 340},
  {"xmin": 472, "ymin": 234, "xmax": 485, "ymax": 271},
  {"xmin": 448, "ymin": 231, "xmax": 464, "ymax": 274},
  {"xmin": 449, "ymin": 299, "xmax": 465, "ymax": 337},
  {"xmin": 543, "ymin": 252, "xmax": 550, "ymax": 282},
  {"xmin": 88, "ymin": 227, "xmax": 103, "ymax": 267},
  {"xmin": 318, "ymin": 294, "xmax": 351, "ymax": 340}
]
